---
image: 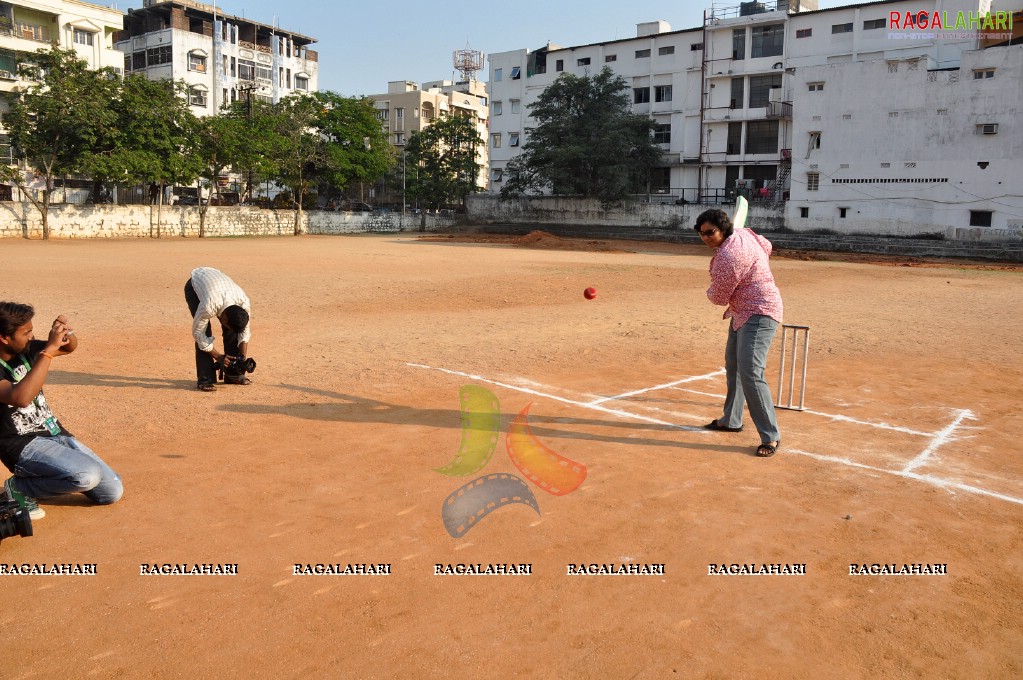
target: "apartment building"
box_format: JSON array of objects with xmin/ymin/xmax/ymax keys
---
[
  {"xmin": 367, "ymin": 78, "xmax": 490, "ymax": 204},
  {"xmin": 0, "ymin": 0, "xmax": 124, "ymax": 196},
  {"xmin": 785, "ymin": 1, "xmax": 1023, "ymax": 234},
  {"xmin": 488, "ymin": 0, "xmax": 1023, "ymax": 236},
  {"xmin": 0, "ymin": 0, "xmax": 124, "ymax": 88},
  {"xmin": 114, "ymin": 0, "xmax": 318, "ymax": 116}
]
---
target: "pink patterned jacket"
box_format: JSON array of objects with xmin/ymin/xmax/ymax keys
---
[{"xmin": 706, "ymin": 229, "xmax": 783, "ymax": 331}]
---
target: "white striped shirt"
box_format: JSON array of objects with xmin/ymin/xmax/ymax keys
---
[{"xmin": 190, "ymin": 267, "xmax": 251, "ymax": 351}]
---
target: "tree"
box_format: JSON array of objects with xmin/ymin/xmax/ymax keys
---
[
  {"xmin": 81, "ymin": 75, "xmax": 200, "ymax": 236},
  {"xmin": 188, "ymin": 112, "xmax": 247, "ymax": 237},
  {"xmin": 312, "ymin": 92, "xmax": 392, "ymax": 202},
  {"xmin": 500, "ymin": 67, "xmax": 662, "ymax": 206},
  {"xmin": 0, "ymin": 48, "xmax": 119, "ymax": 238},
  {"xmin": 404, "ymin": 113, "xmax": 483, "ymax": 229},
  {"xmin": 261, "ymin": 94, "xmax": 332, "ymax": 235}
]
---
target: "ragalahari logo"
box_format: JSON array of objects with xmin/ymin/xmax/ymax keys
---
[
  {"xmin": 888, "ymin": 10, "xmax": 1015, "ymax": 40},
  {"xmin": 434, "ymin": 385, "xmax": 587, "ymax": 538}
]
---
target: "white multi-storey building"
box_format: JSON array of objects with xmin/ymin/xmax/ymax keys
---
[
  {"xmin": 0, "ymin": 0, "xmax": 125, "ymax": 86},
  {"xmin": 114, "ymin": 0, "xmax": 318, "ymax": 116},
  {"xmin": 785, "ymin": 1, "xmax": 1023, "ymax": 234},
  {"xmin": 488, "ymin": 0, "xmax": 1023, "ymax": 236},
  {"xmin": 0, "ymin": 0, "xmax": 125, "ymax": 197}
]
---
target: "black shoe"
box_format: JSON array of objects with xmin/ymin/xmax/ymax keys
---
[{"xmin": 704, "ymin": 420, "xmax": 743, "ymax": 432}]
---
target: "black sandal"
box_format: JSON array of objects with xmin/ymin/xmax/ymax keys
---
[
  {"xmin": 705, "ymin": 420, "xmax": 743, "ymax": 432},
  {"xmin": 756, "ymin": 441, "xmax": 780, "ymax": 457},
  {"xmin": 197, "ymin": 382, "xmax": 217, "ymax": 392}
]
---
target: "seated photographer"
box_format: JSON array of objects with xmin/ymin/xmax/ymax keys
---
[
  {"xmin": 184, "ymin": 267, "xmax": 253, "ymax": 392},
  {"xmin": 0, "ymin": 303, "xmax": 123, "ymax": 520}
]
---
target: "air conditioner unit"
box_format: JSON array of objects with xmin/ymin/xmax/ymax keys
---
[
  {"xmin": 981, "ymin": 123, "xmax": 998, "ymax": 134},
  {"xmin": 0, "ymin": 70, "xmax": 15, "ymax": 81}
]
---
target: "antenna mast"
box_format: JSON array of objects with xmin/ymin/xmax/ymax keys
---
[{"xmin": 452, "ymin": 45, "xmax": 484, "ymax": 83}]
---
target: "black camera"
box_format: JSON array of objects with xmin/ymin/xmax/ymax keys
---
[
  {"xmin": 0, "ymin": 499, "xmax": 33, "ymax": 542},
  {"xmin": 217, "ymin": 355, "xmax": 256, "ymax": 381}
]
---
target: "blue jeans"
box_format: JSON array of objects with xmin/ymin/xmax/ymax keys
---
[
  {"xmin": 12, "ymin": 435, "xmax": 123, "ymax": 504},
  {"xmin": 720, "ymin": 315, "xmax": 781, "ymax": 444}
]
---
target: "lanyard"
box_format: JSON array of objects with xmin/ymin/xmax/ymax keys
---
[
  {"xmin": 0, "ymin": 355, "xmax": 31, "ymax": 381},
  {"xmin": 0, "ymin": 355, "xmax": 43, "ymax": 409}
]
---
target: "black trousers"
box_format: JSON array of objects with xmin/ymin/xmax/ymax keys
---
[{"xmin": 184, "ymin": 279, "xmax": 241, "ymax": 385}]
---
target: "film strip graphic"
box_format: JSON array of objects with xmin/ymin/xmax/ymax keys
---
[
  {"xmin": 441, "ymin": 474, "xmax": 541, "ymax": 539},
  {"xmin": 435, "ymin": 385, "xmax": 587, "ymax": 538},
  {"xmin": 433, "ymin": 385, "xmax": 501, "ymax": 477},
  {"xmin": 507, "ymin": 403, "xmax": 586, "ymax": 496}
]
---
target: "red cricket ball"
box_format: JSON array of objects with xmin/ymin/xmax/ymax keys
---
[{"xmin": 584, "ymin": 287, "xmax": 597, "ymax": 300}]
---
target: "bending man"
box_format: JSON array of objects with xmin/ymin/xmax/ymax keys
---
[{"xmin": 184, "ymin": 267, "xmax": 252, "ymax": 392}]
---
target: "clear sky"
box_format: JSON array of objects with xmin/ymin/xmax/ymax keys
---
[{"xmin": 120, "ymin": 0, "xmax": 848, "ymax": 97}]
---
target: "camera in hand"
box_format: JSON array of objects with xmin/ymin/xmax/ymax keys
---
[
  {"xmin": 0, "ymin": 499, "xmax": 33, "ymax": 542},
  {"xmin": 216, "ymin": 354, "xmax": 256, "ymax": 381}
]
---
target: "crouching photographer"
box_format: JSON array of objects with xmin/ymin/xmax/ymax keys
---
[{"xmin": 0, "ymin": 303, "xmax": 123, "ymax": 523}]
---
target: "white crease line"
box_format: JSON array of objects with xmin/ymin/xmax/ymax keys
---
[
  {"xmin": 902, "ymin": 409, "xmax": 977, "ymax": 474},
  {"xmin": 587, "ymin": 369, "xmax": 726, "ymax": 405},
  {"xmin": 789, "ymin": 448, "xmax": 1023, "ymax": 507},
  {"xmin": 405, "ymin": 363, "xmax": 705, "ymax": 431},
  {"xmin": 409, "ymin": 363, "xmax": 1018, "ymax": 507},
  {"xmin": 674, "ymin": 387, "xmax": 936, "ymax": 437},
  {"xmin": 801, "ymin": 410, "xmax": 934, "ymax": 437}
]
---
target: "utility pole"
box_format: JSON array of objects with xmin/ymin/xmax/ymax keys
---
[{"xmin": 240, "ymin": 83, "xmax": 255, "ymax": 202}]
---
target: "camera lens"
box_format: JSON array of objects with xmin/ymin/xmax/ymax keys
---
[{"xmin": 0, "ymin": 501, "xmax": 33, "ymax": 540}]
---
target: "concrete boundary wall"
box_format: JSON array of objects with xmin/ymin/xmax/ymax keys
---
[
  {"xmin": 466, "ymin": 195, "xmax": 1023, "ymax": 243},
  {"xmin": 0, "ymin": 203, "xmax": 457, "ymax": 239},
  {"xmin": 465, "ymin": 195, "xmax": 1023, "ymax": 261},
  {"xmin": 467, "ymin": 194, "xmax": 784, "ymax": 232}
]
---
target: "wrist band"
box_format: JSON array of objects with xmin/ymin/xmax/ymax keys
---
[{"xmin": 39, "ymin": 352, "xmax": 55, "ymax": 359}]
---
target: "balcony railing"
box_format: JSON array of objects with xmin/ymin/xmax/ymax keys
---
[
  {"xmin": 239, "ymin": 40, "xmax": 271, "ymax": 55},
  {"xmin": 766, "ymin": 101, "xmax": 792, "ymax": 119},
  {"xmin": 705, "ymin": 0, "xmax": 788, "ymax": 24},
  {"xmin": 3, "ymin": 22, "xmax": 52, "ymax": 43}
]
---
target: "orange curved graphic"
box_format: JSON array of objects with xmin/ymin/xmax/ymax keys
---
[{"xmin": 506, "ymin": 402, "xmax": 587, "ymax": 496}]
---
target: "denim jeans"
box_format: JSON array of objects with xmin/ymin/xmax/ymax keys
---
[
  {"xmin": 720, "ymin": 315, "xmax": 781, "ymax": 444},
  {"xmin": 12, "ymin": 435, "xmax": 123, "ymax": 504}
]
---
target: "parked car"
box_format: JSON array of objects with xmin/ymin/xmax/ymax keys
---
[{"xmin": 345, "ymin": 202, "xmax": 373, "ymax": 212}]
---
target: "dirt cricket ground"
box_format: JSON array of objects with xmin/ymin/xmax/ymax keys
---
[{"xmin": 2, "ymin": 232, "xmax": 1022, "ymax": 679}]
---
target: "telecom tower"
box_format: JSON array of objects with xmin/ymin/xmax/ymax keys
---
[{"xmin": 452, "ymin": 46, "xmax": 485, "ymax": 83}]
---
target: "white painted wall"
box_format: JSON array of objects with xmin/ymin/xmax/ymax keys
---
[{"xmin": 788, "ymin": 44, "xmax": 1023, "ymax": 234}]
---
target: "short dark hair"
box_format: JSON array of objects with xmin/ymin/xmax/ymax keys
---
[
  {"xmin": 0, "ymin": 302, "xmax": 34, "ymax": 337},
  {"xmin": 223, "ymin": 305, "xmax": 249, "ymax": 332},
  {"xmin": 693, "ymin": 209, "xmax": 734, "ymax": 239}
]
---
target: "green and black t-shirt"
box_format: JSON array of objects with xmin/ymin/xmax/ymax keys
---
[{"xmin": 0, "ymin": 340, "xmax": 71, "ymax": 471}]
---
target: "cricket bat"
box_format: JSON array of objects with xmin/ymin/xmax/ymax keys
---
[{"xmin": 732, "ymin": 195, "xmax": 748, "ymax": 230}]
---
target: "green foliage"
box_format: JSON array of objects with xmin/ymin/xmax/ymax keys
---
[
  {"xmin": 0, "ymin": 48, "xmax": 120, "ymax": 237},
  {"xmin": 312, "ymin": 92, "xmax": 393, "ymax": 193},
  {"xmin": 404, "ymin": 113, "xmax": 482, "ymax": 212},
  {"xmin": 501, "ymin": 67, "xmax": 662, "ymax": 206},
  {"xmin": 188, "ymin": 112, "xmax": 248, "ymax": 235},
  {"xmin": 0, "ymin": 49, "xmax": 397, "ymax": 239},
  {"xmin": 80, "ymin": 75, "xmax": 201, "ymax": 190}
]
